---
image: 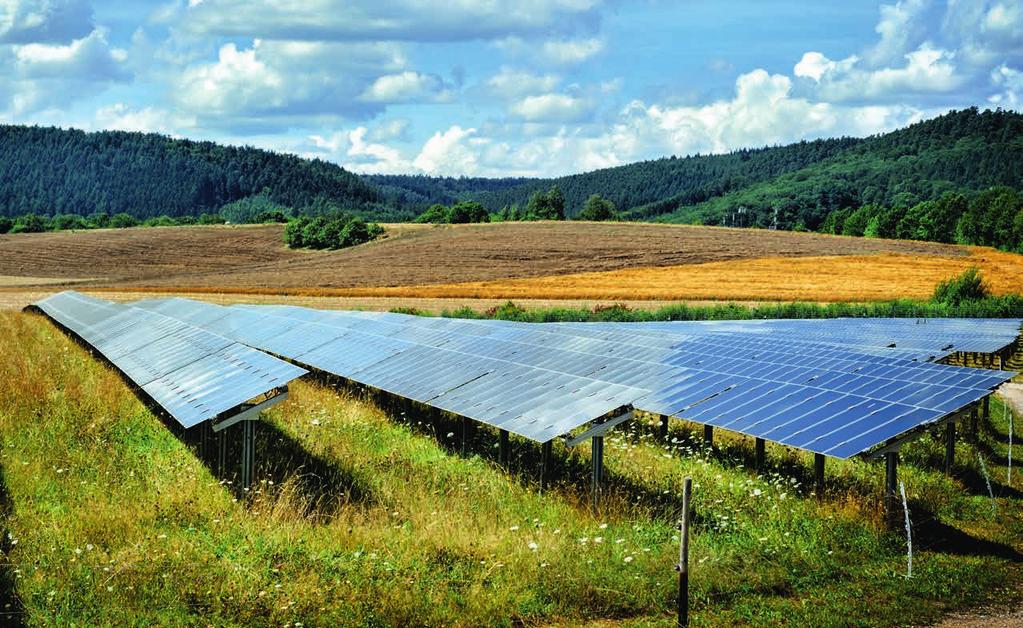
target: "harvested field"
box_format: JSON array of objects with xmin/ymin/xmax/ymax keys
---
[
  {"xmin": 328, "ymin": 249, "xmax": 1023, "ymax": 303},
  {"xmin": 0, "ymin": 221, "xmax": 968, "ymax": 291}
]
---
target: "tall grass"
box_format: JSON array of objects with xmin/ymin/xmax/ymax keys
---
[
  {"xmin": 423, "ymin": 295, "xmax": 1023, "ymax": 323},
  {"xmin": 1, "ymin": 312, "xmax": 1021, "ymax": 624}
]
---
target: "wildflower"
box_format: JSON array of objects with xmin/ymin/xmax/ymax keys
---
[
  {"xmin": 598, "ymin": 523, "xmax": 608, "ymax": 529},
  {"xmin": 310, "ymin": 419, "xmax": 320, "ymax": 426},
  {"xmin": 509, "ymin": 525, "xmax": 519, "ymax": 532},
  {"xmin": 446, "ymin": 432, "xmax": 454, "ymax": 438},
  {"xmin": 528, "ymin": 541, "xmax": 538, "ymax": 551},
  {"xmin": 624, "ymin": 556, "xmax": 634, "ymax": 563},
  {"xmin": 752, "ymin": 488, "xmax": 762, "ymax": 497},
  {"xmin": 594, "ymin": 536, "xmax": 604, "ymax": 543}
]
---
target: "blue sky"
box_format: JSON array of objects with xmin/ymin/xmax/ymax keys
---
[{"xmin": 1, "ymin": 1, "xmax": 1020, "ymax": 177}]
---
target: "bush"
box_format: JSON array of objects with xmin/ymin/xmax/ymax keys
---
[
  {"xmin": 933, "ymin": 267, "xmax": 989, "ymax": 306},
  {"xmin": 0, "ymin": 216, "xmax": 12, "ymax": 234},
  {"xmin": 10, "ymin": 213, "xmax": 48, "ymax": 233},
  {"xmin": 283, "ymin": 212, "xmax": 383, "ymax": 250},
  {"xmin": 143, "ymin": 215, "xmax": 180, "ymax": 227},
  {"xmin": 577, "ymin": 194, "xmax": 618, "ymax": 221},
  {"xmin": 414, "ymin": 204, "xmax": 450, "ymax": 223},
  {"xmin": 197, "ymin": 213, "xmax": 226, "ymax": 225},
  {"xmin": 49, "ymin": 214, "xmax": 90, "ymax": 231},
  {"xmin": 415, "ymin": 201, "xmax": 490, "ymax": 224},
  {"xmin": 108, "ymin": 213, "xmax": 138, "ymax": 229}
]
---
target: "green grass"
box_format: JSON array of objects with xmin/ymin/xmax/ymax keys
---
[
  {"xmin": 393, "ymin": 296, "xmax": 1023, "ymax": 323},
  {"xmin": 0, "ymin": 311, "xmax": 1021, "ymax": 625}
]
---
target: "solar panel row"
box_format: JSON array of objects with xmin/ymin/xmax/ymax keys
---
[
  {"xmin": 133, "ymin": 298, "xmax": 1017, "ymax": 458},
  {"xmin": 32, "ymin": 292, "xmax": 307, "ymax": 428}
]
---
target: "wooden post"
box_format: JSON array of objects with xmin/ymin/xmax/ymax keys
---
[
  {"xmin": 590, "ymin": 435, "xmax": 604, "ymax": 509},
  {"xmin": 677, "ymin": 476, "xmax": 692, "ymax": 627},
  {"xmin": 703, "ymin": 425, "xmax": 713, "ymax": 447},
  {"xmin": 813, "ymin": 454, "xmax": 825, "ymax": 494},
  {"xmin": 885, "ymin": 452, "xmax": 899, "ymax": 529},
  {"xmin": 944, "ymin": 422, "xmax": 956, "ymax": 476},
  {"xmin": 754, "ymin": 438, "xmax": 765, "ymax": 471},
  {"xmin": 540, "ymin": 440, "xmax": 552, "ymax": 490},
  {"xmin": 499, "ymin": 429, "xmax": 510, "ymax": 467},
  {"xmin": 659, "ymin": 415, "xmax": 669, "ymax": 441}
]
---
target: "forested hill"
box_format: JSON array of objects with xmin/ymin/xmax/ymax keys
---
[
  {"xmin": 375, "ymin": 108, "xmax": 1022, "ymax": 231},
  {"xmin": 0, "ymin": 125, "xmax": 396, "ymax": 220}
]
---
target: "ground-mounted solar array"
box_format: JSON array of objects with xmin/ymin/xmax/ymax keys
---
[
  {"xmin": 30, "ymin": 291, "xmax": 306, "ymax": 429},
  {"xmin": 131, "ymin": 297, "xmax": 1019, "ymax": 460}
]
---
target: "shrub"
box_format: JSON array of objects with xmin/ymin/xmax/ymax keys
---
[
  {"xmin": 283, "ymin": 212, "xmax": 383, "ymax": 250},
  {"xmin": 10, "ymin": 213, "xmax": 48, "ymax": 233},
  {"xmin": 932, "ymin": 267, "xmax": 989, "ymax": 306},
  {"xmin": 108, "ymin": 213, "xmax": 138, "ymax": 229},
  {"xmin": 49, "ymin": 214, "xmax": 90, "ymax": 231},
  {"xmin": 577, "ymin": 194, "xmax": 618, "ymax": 221},
  {"xmin": 415, "ymin": 204, "xmax": 450, "ymax": 223},
  {"xmin": 0, "ymin": 216, "xmax": 12, "ymax": 233}
]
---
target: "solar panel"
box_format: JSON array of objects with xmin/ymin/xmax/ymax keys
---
[
  {"xmin": 132, "ymin": 298, "xmax": 1018, "ymax": 458},
  {"xmin": 32, "ymin": 292, "xmax": 307, "ymax": 428}
]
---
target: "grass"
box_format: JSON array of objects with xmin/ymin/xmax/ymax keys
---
[{"xmin": 1, "ymin": 311, "xmax": 1022, "ymax": 625}]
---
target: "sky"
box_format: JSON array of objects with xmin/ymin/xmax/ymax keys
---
[{"xmin": 0, "ymin": 0, "xmax": 1021, "ymax": 178}]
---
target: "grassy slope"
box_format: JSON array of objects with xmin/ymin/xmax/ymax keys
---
[{"xmin": 1, "ymin": 312, "xmax": 1021, "ymax": 625}]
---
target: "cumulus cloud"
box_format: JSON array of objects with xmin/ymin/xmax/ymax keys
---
[
  {"xmin": 795, "ymin": 45, "xmax": 962, "ymax": 102},
  {"xmin": 510, "ymin": 93, "xmax": 593, "ymax": 122},
  {"xmin": 990, "ymin": 63, "xmax": 1023, "ymax": 108},
  {"xmin": 1, "ymin": 26, "xmax": 129, "ymax": 114},
  {"xmin": 413, "ymin": 125, "xmax": 481, "ymax": 175},
  {"xmin": 360, "ymin": 70, "xmax": 450, "ymax": 103},
  {"xmin": 496, "ymin": 36, "xmax": 604, "ymax": 65},
  {"xmin": 0, "ymin": 0, "xmax": 93, "ymax": 44},
  {"xmin": 174, "ymin": 39, "xmax": 408, "ymax": 119}
]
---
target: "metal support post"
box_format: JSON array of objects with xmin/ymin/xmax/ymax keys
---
[
  {"xmin": 884, "ymin": 452, "xmax": 899, "ymax": 529},
  {"xmin": 499, "ymin": 429, "xmax": 510, "ymax": 467},
  {"xmin": 676, "ymin": 476, "xmax": 692, "ymax": 627},
  {"xmin": 659, "ymin": 415, "xmax": 669, "ymax": 440},
  {"xmin": 703, "ymin": 425, "xmax": 713, "ymax": 447},
  {"xmin": 754, "ymin": 438, "xmax": 765, "ymax": 471},
  {"xmin": 814, "ymin": 453, "xmax": 826, "ymax": 494},
  {"xmin": 540, "ymin": 440, "xmax": 552, "ymax": 490},
  {"xmin": 944, "ymin": 422, "xmax": 956, "ymax": 475},
  {"xmin": 461, "ymin": 416, "xmax": 470, "ymax": 456},
  {"xmin": 590, "ymin": 435, "xmax": 604, "ymax": 509},
  {"xmin": 241, "ymin": 420, "xmax": 255, "ymax": 490}
]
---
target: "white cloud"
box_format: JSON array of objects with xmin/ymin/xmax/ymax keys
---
[
  {"xmin": 178, "ymin": 0, "xmax": 604, "ymax": 42},
  {"xmin": 413, "ymin": 125, "xmax": 481, "ymax": 175},
  {"xmin": 539, "ymin": 37, "xmax": 603, "ymax": 64},
  {"xmin": 990, "ymin": 64, "xmax": 1022, "ymax": 108},
  {"xmin": 360, "ymin": 70, "xmax": 450, "ymax": 103},
  {"xmin": 93, "ymin": 103, "xmax": 195, "ymax": 135},
  {"xmin": 1, "ymin": 27, "xmax": 129, "ymax": 114},
  {"xmin": 510, "ymin": 92, "xmax": 593, "ymax": 122},
  {"xmin": 795, "ymin": 45, "xmax": 963, "ymax": 102},
  {"xmin": 496, "ymin": 35, "xmax": 604, "ymax": 65},
  {"xmin": 0, "ymin": 0, "xmax": 93, "ymax": 44},
  {"xmin": 486, "ymin": 67, "xmax": 560, "ymax": 98},
  {"xmin": 173, "ymin": 39, "xmax": 406, "ymax": 119}
]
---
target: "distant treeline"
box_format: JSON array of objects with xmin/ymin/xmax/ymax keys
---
[
  {"xmin": 819, "ymin": 187, "xmax": 1023, "ymax": 250},
  {"xmin": 0, "ymin": 211, "xmax": 232, "ymax": 233}
]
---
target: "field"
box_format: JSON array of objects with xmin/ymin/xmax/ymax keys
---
[
  {"xmin": 2, "ymin": 311, "xmax": 1023, "ymax": 625},
  {"xmin": 0, "ymin": 221, "xmax": 971, "ymax": 292}
]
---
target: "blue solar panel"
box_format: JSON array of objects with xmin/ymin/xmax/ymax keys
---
[
  {"xmin": 32, "ymin": 292, "xmax": 307, "ymax": 428},
  {"xmin": 132, "ymin": 298, "xmax": 1018, "ymax": 457}
]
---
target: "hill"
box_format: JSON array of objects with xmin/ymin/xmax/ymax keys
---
[
  {"xmin": 0, "ymin": 125, "xmax": 408, "ymax": 221},
  {"xmin": 376, "ymin": 109, "xmax": 1022, "ymax": 236}
]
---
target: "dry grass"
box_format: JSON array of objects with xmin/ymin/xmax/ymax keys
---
[{"xmin": 318, "ymin": 250, "xmax": 1023, "ymax": 302}]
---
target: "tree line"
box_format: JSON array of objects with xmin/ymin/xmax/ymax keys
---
[{"xmin": 414, "ymin": 187, "xmax": 619, "ymax": 223}]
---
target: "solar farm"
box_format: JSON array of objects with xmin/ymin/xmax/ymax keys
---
[{"xmin": 7, "ymin": 289, "xmax": 1023, "ymax": 624}]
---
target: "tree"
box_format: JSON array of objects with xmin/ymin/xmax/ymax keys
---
[
  {"xmin": 577, "ymin": 194, "xmax": 617, "ymax": 221},
  {"xmin": 447, "ymin": 201, "xmax": 490, "ymax": 224},
  {"xmin": 526, "ymin": 186, "xmax": 566, "ymax": 220},
  {"xmin": 414, "ymin": 204, "xmax": 449, "ymax": 223}
]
